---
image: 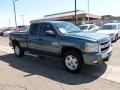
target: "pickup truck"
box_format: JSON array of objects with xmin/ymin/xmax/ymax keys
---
[{"xmin": 9, "ymin": 21, "xmax": 112, "ymax": 73}]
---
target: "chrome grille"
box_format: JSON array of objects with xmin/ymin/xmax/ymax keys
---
[{"xmin": 100, "ymin": 40, "xmax": 110, "ymax": 51}]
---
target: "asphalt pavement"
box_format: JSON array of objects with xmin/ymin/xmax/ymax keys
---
[{"xmin": 0, "ymin": 36, "xmax": 120, "ymax": 90}]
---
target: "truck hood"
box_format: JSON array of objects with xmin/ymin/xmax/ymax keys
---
[
  {"xmin": 64, "ymin": 32, "xmax": 109, "ymax": 42},
  {"xmin": 97, "ymin": 30, "xmax": 118, "ymax": 35}
]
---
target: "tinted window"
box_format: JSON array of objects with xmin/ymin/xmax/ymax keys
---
[
  {"xmin": 100, "ymin": 24, "xmax": 117, "ymax": 30},
  {"xmin": 30, "ymin": 23, "xmax": 39, "ymax": 36},
  {"xmin": 40, "ymin": 23, "xmax": 55, "ymax": 35},
  {"xmin": 88, "ymin": 25, "xmax": 94, "ymax": 30},
  {"xmin": 79, "ymin": 26, "xmax": 88, "ymax": 30}
]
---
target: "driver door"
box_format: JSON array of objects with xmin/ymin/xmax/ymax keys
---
[{"xmin": 37, "ymin": 23, "xmax": 60, "ymax": 56}]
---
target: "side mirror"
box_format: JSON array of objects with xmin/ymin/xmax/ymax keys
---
[{"xmin": 46, "ymin": 30, "xmax": 56, "ymax": 36}]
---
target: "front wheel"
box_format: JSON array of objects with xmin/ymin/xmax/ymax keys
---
[
  {"xmin": 14, "ymin": 44, "xmax": 24, "ymax": 57},
  {"xmin": 115, "ymin": 35, "xmax": 118, "ymax": 42},
  {"xmin": 63, "ymin": 51, "xmax": 83, "ymax": 73}
]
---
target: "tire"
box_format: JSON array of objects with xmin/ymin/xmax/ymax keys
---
[
  {"xmin": 63, "ymin": 51, "xmax": 83, "ymax": 73},
  {"xmin": 115, "ymin": 35, "xmax": 118, "ymax": 42},
  {"xmin": 14, "ymin": 44, "xmax": 24, "ymax": 57}
]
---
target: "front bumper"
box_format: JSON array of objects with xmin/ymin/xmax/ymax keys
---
[{"xmin": 82, "ymin": 45, "xmax": 112, "ymax": 65}]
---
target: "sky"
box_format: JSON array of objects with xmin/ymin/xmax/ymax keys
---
[{"xmin": 0, "ymin": 0, "xmax": 120, "ymax": 27}]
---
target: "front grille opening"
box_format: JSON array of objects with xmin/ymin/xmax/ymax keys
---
[
  {"xmin": 100, "ymin": 40, "xmax": 110, "ymax": 51},
  {"xmin": 101, "ymin": 46, "xmax": 109, "ymax": 51},
  {"xmin": 100, "ymin": 40, "xmax": 110, "ymax": 45}
]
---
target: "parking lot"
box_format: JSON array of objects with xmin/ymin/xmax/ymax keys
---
[{"xmin": 0, "ymin": 36, "xmax": 120, "ymax": 90}]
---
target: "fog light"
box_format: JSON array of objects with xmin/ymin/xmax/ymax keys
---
[{"xmin": 93, "ymin": 60, "xmax": 98, "ymax": 64}]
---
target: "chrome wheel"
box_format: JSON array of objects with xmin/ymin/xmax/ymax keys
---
[
  {"xmin": 15, "ymin": 46, "xmax": 20, "ymax": 56},
  {"xmin": 115, "ymin": 35, "xmax": 118, "ymax": 42},
  {"xmin": 65, "ymin": 55, "xmax": 78, "ymax": 70}
]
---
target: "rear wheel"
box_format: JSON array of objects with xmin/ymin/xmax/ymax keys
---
[
  {"xmin": 14, "ymin": 44, "xmax": 24, "ymax": 57},
  {"xmin": 63, "ymin": 51, "xmax": 83, "ymax": 73}
]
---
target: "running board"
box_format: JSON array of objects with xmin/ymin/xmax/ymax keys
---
[
  {"xmin": 25, "ymin": 52, "xmax": 39, "ymax": 58},
  {"xmin": 24, "ymin": 51, "xmax": 46, "ymax": 58}
]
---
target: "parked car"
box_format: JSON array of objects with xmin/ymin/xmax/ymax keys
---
[
  {"xmin": 79, "ymin": 24, "xmax": 99, "ymax": 32},
  {"xmin": 18, "ymin": 25, "xmax": 29, "ymax": 32},
  {"xmin": 11, "ymin": 27, "xmax": 19, "ymax": 32},
  {"xmin": 97, "ymin": 23, "xmax": 120, "ymax": 42},
  {"xmin": 0, "ymin": 29, "xmax": 4, "ymax": 36},
  {"xmin": 3, "ymin": 28, "xmax": 13, "ymax": 36},
  {"xmin": 3, "ymin": 27, "xmax": 20, "ymax": 36},
  {"xmin": 9, "ymin": 21, "xmax": 112, "ymax": 73},
  {"xmin": 19, "ymin": 25, "xmax": 30, "ymax": 32}
]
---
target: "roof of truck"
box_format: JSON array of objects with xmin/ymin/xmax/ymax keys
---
[{"xmin": 30, "ymin": 20, "xmax": 67, "ymax": 24}]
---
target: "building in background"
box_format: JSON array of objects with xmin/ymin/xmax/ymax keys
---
[
  {"xmin": 31, "ymin": 10, "xmax": 101, "ymax": 25},
  {"xmin": 101, "ymin": 15, "xmax": 120, "ymax": 24}
]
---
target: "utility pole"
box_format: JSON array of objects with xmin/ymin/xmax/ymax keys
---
[
  {"xmin": 8, "ymin": 19, "xmax": 11, "ymax": 27},
  {"xmin": 75, "ymin": 0, "xmax": 77, "ymax": 25},
  {"xmin": 12, "ymin": 0, "xmax": 18, "ymax": 27},
  {"xmin": 20, "ymin": 15, "xmax": 25, "ymax": 26},
  {"xmin": 87, "ymin": 0, "xmax": 90, "ymax": 23}
]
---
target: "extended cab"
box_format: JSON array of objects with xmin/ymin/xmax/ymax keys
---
[{"xmin": 9, "ymin": 21, "xmax": 112, "ymax": 73}]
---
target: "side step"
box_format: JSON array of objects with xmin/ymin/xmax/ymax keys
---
[
  {"xmin": 24, "ymin": 51, "xmax": 45, "ymax": 58},
  {"xmin": 25, "ymin": 52, "xmax": 39, "ymax": 58}
]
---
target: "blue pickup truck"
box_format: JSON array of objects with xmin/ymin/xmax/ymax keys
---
[{"xmin": 9, "ymin": 21, "xmax": 112, "ymax": 73}]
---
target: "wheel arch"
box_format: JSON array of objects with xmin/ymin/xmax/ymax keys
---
[
  {"xmin": 12, "ymin": 40, "xmax": 20, "ymax": 48},
  {"xmin": 61, "ymin": 46, "xmax": 84, "ymax": 63}
]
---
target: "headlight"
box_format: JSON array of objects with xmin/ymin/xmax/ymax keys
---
[{"xmin": 85, "ymin": 43, "xmax": 99, "ymax": 52}]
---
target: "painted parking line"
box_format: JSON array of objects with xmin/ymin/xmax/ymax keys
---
[{"xmin": 0, "ymin": 45, "xmax": 120, "ymax": 84}]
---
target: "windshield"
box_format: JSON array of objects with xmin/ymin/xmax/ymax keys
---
[
  {"xmin": 100, "ymin": 25, "xmax": 117, "ymax": 30},
  {"xmin": 54, "ymin": 22, "xmax": 81, "ymax": 34},
  {"xmin": 79, "ymin": 25, "xmax": 88, "ymax": 30}
]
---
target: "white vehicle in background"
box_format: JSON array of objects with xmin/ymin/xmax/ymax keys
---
[
  {"xmin": 18, "ymin": 25, "xmax": 30, "ymax": 32},
  {"xmin": 3, "ymin": 30, "xmax": 13, "ymax": 36},
  {"xmin": 79, "ymin": 24, "xmax": 99, "ymax": 32},
  {"xmin": 3, "ymin": 28, "xmax": 13, "ymax": 36},
  {"xmin": 3, "ymin": 26, "xmax": 30, "ymax": 37},
  {"xmin": 97, "ymin": 23, "xmax": 120, "ymax": 42},
  {"xmin": 3, "ymin": 27, "xmax": 19, "ymax": 37}
]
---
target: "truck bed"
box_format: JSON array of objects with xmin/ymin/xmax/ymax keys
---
[{"xmin": 9, "ymin": 32, "xmax": 28, "ymax": 48}]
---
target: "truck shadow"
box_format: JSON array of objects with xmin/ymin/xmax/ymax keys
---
[{"xmin": 0, "ymin": 53, "xmax": 107, "ymax": 85}]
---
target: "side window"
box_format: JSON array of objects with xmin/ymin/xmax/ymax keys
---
[
  {"xmin": 93, "ymin": 25, "xmax": 97, "ymax": 29},
  {"xmin": 40, "ymin": 23, "xmax": 55, "ymax": 35},
  {"xmin": 88, "ymin": 25, "xmax": 93, "ymax": 30},
  {"xmin": 118, "ymin": 24, "xmax": 120, "ymax": 29},
  {"xmin": 89, "ymin": 25, "xmax": 96, "ymax": 30},
  {"xmin": 30, "ymin": 23, "xmax": 39, "ymax": 36}
]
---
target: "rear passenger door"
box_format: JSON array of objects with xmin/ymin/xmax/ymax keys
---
[{"xmin": 27, "ymin": 23, "xmax": 40, "ymax": 51}]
